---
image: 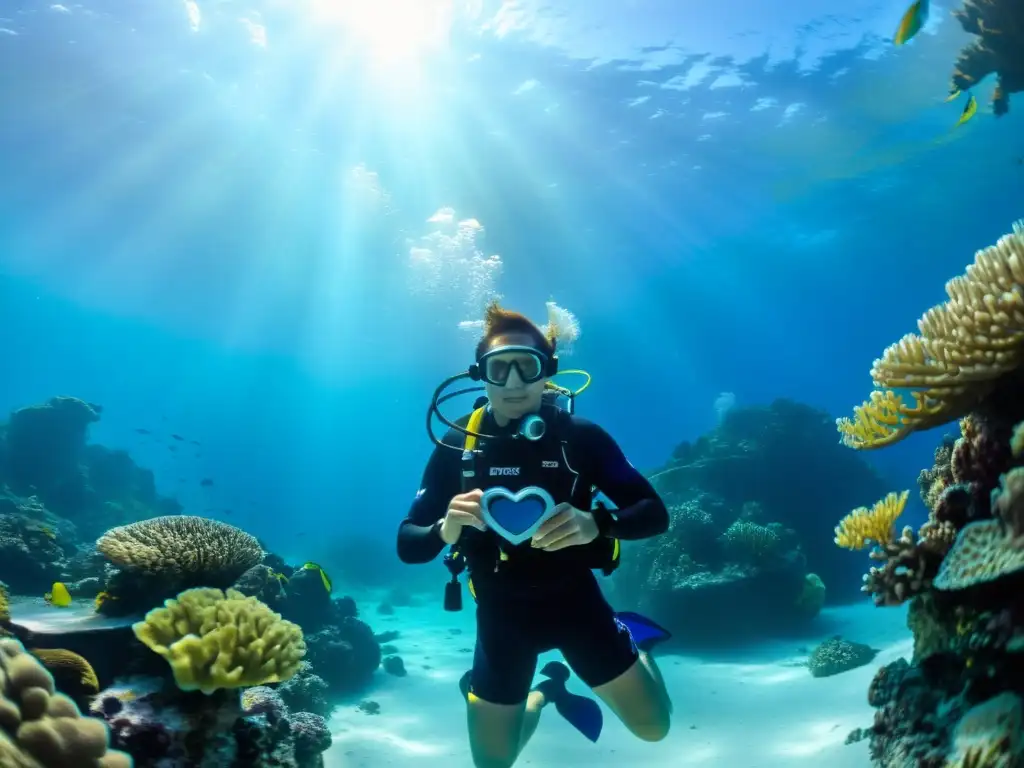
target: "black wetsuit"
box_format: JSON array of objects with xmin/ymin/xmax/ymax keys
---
[{"xmin": 397, "ymin": 404, "xmax": 669, "ymax": 704}]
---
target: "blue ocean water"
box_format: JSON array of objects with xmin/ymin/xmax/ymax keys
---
[{"xmin": 0, "ymin": 1, "xmax": 1021, "ymax": 766}]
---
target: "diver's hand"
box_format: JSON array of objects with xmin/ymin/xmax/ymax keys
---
[
  {"xmin": 530, "ymin": 504, "xmax": 599, "ymax": 551},
  {"xmin": 439, "ymin": 489, "xmax": 487, "ymax": 545}
]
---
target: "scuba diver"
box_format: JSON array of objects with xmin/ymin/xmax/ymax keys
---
[{"xmin": 396, "ymin": 300, "xmax": 673, "ymax": 768}]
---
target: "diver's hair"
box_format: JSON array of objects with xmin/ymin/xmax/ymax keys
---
[{"xmin": 475, "ymin": 299, "xmax": 557, "ymax": 360}]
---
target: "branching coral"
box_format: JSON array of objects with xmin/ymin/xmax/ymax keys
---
[
  {"xmin": 837, "ymin": 220, "xmax": 1024, "ymax": 449},
  {"xmin": 97, "ymin": 515, "xmax": 263, "ymax": 587},
  {"xmin": 950, "ymin": 0, "xmax": 1024, "ymax": 116},
  {"xmin": 835, "ymin": 490, "xmax": 910, "ymax": 549},
  {"xmin": 133, "ymin": 587, "xmax": 306, "ymax": 695},
  {"xmin": 0, "ymin": 637, "xmax": 129, "ymax": 767},
  {"xmin": 835, "ymin": 490, "xmax": 958, "ymax": 605}
]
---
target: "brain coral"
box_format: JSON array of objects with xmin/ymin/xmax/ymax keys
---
[
  {"xmin": 0, "ymin": 637, "xmax": 129, "ymax": 767},
  {"xmin": 97, "ymin": 515, "xmax": 263, "ymax": 586},
  {"xmin": 933, "ymin": 467, "xmax": 1024, "ymax": 591},
  {"xmin": 133, "ymin": 587, "xmax": 305, "ymax": 695}
]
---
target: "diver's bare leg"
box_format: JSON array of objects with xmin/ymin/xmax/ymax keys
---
[
  {"xmin": 592, "ymin": 655, "xmax": 671, "ymax": 742},
  {"xmin": 466, "ymin": 691, "xmax": 546, "ymax": 768}
]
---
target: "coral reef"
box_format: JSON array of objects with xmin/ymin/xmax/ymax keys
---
[
  {"xmin": 0, "ymin": 397, "xmax": 181, "ymax": 545},
  {"xmin": 950, "ymin": 0, "xmax": 1024, "ymax": 116},
  {"xmin": 611, "ymin": 397, "xmax": 888, "ymax": 643},
  {"xmin": 0, "ymin": 637, "xmax": 130, "ymax": 767},
  {"xmin": 631, "ymin": 398, "xmax": 889, "ymax": 603},
  {"xmin": 92, "ymin": 675, "xmax": 332, "ymax": 767},
  {"xmin": 133, "ymin": 587, "xmax": 306, "ymax": 694},
  {"xmin": 837, "ymin": 220, "xmax": 1024, "ymax": 766},
  {"xmin": 836, "ymin": 220, "xmax": 1024, "ymax": 450},
  {"xmin": 305, "ymin": 618, "xmax": 383, "ymax": 696},
  {"xmin": 0, "ymin": 495, "xmax": 71, "ymax": 595},
  {"xmin": 276, "ymin": 662, "xmax": 331, "ymax": 717}
]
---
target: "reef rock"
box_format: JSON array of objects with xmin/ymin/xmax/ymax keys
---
[
  {"xmin": 644, "ymin": 399, "xmax": 889, "ymax": 599},
  {"xmin": 93, "ymin": 676, "xmax": 332, "ymax": 767},
  {"xmin": 0, "ymin": 396, "xmax": 181, "ymax": 546}
]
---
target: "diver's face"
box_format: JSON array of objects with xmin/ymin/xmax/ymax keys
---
[{"xmin": 482, "ymin": 332, "xmax": 548, "ymax": 423}]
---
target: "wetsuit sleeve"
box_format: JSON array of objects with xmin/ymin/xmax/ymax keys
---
[
  {"xmin": 570, "ymin": 418, "xmax": 669, "ymax": 541},
  {"xmin": 396, "ymin": 445, "xmax": 459, "ymax": 564}
]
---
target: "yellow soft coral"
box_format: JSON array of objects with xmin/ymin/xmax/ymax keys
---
[
  {"xmin": 133, "ymin": 587, "xmax": 305, "ymax": 695},
  {"xmin": 838, "ymin": 220, "xmax": 1024, "ymax": 449},
  {"xmin": 835, "ymin": 490, "xmax": 910, "ymax": 550},
  {"xmin": 0, "ymin": 584, "xmax": 8, "ymax": 623}
]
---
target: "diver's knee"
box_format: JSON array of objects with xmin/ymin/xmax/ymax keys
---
[
  {"xmin": 631, "ymin": 714, "xmax": 671, "ymax": 742},
  {"xmin": 471, "ymin": 755, "xmax": 518, "ymax": 768}
]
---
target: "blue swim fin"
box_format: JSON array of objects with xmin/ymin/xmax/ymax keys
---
[
  {"xmin": 615, "ymin": 611, "xmax": 672, "ymax": 652},
  {"xmin": 535, "ymin": 661, "xmax": 603, "ymax": 743}
]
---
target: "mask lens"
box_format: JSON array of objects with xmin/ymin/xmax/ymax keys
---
[
  {"xmin": 482, "ymin": 348, "xmax": 545, "ymax": 385},
  {"xmin": 485, "ymin": 358, "xmax": 512, "ymax": 384}
]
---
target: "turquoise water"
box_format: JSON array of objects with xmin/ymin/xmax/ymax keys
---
[{"xmin": 0, "ymin": 1, "xmax": 1021, "ymax": 766}]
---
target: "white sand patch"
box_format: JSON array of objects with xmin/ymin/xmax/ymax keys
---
[{"xmin": 326, "ymin": 599, "xmax": 910, "ymax": 768}]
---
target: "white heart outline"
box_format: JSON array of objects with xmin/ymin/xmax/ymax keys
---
[{"xmin": 480, "ymin": 485, "xmax": 557, "ymax": 545}]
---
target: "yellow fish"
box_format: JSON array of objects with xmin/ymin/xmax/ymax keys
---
[
  {"xmin": 301, "ymin": 562, "xmax": 332, "ymax": 594},
  {"xmin": 894, "ymin": 0, "xmax": 929, "ymax": 45},
  {"xmin": 954, "ymin": 92, "xmax": 977, "ymax": 128},
  {"xmin": 945, "ymin": 89, "xmax": 961, "ymax": 103},
  {"xmin": 44, "ymin": 582, "xmax": 72, "ymax": 608}
]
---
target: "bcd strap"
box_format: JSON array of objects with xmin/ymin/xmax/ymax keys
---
[{"xmin": 442, "ymin": 404, "xmax": 621, "ymax": 611}]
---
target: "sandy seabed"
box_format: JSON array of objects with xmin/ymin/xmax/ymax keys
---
[{"xmin": 325, "ymin": 597, "xmax": 910, "ymax": 768}]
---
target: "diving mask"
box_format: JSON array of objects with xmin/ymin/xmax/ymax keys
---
[{"xmin": 469, "ymin": 345, "xmax": 559, "ymax": 386}]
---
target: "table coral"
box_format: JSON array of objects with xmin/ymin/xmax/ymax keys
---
[{"xmin": 132, "ymin": 587, "xmax": 305, "ymax": 695}]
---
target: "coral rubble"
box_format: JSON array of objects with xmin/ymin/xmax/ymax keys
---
[{"xmin": 837, "ymin": 220, "xmax": 1024, "ymax": 766}]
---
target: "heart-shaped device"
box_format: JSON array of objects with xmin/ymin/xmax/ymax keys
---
[{"xmin": 480, "ymin": 486, "xmax": 558, "ymax": 545}]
